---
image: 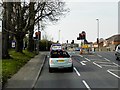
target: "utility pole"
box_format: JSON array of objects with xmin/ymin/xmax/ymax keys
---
[
  {"xmin": 96, "ymin": 19, "xmax": 99, "ymax": 51},
  {"xmin": 58, "ymin": 30, "xmax": 61, "ymax": 43}
]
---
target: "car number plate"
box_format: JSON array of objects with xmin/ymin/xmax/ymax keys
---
[{"xmin": 58, "ymin": 60, "xmax": 64, "ymax": 62}]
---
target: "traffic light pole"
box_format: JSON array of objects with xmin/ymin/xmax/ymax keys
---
[{"xmin": 37, "ymin": 4, "xmax": 40, "ymax": 54}]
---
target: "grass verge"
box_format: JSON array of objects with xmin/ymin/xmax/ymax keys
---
[{"xmin": 2, "ymin": 50, "xmax": 36, "ymax": 87}]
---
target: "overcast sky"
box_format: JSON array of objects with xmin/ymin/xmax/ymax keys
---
[
  {"xmin": 0, "ymin": 0, "xmax": 119, "ymax": 44},
  {"xmin": 44, "ymin": 0, "xmax": 119, "ymax": 43}
]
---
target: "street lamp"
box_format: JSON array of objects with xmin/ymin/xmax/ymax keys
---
[
  {"xmin": 58, "ymin": 30, "xmax": 61, "ymax": 43},
  {"xmin": 96, "ymin": 19, "xmax": 99, "ymax": 51}
]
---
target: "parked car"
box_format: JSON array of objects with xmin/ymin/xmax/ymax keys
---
[
  {"xmin": 115, "ymin": 44, "xmax": 120, "ymax": 60},
  {"xmin": 49, "ymin": 50, "xmax": 73, "ymax": 72}
]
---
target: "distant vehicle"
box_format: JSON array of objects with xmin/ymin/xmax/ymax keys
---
[
  {"xmin": 50, "ymin": 44, "xmax": 62, "ymax": 52},
  {"xmin": 49, "ymin": 50, "xmax": 73, "ymax": 72},
  {"xmin": 115, "ymin": 44, "xmax": 120, "ymax": 60},
  {"xmin": 75, "ymin": 47, "xmax": 80, "ymax": 51}
]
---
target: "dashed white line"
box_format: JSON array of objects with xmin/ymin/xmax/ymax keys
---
[
  {"xmin": 93, "ymin": 62, "xmax": 102, "ymax": 68},
  {"xmin": 82, "ymin": 80, "xmax": 91, "ymax": 90},
  {"xmin": 104, "ymin": 58, "xmax": 110, "ymax": 62},
  {"xmin": 85, "ymin": 58, "xmax": 90, "ymax": 61},
  {"xmin": 73, "ymin": 67, "xmax": 81, "ymax": 76},
  {"xmin": 97, "ymin": 54, "xmax": 102, "ymax": 57},
  {"xmin": 107, "ymin": 70, "xmax": 120, "ymax": 79}
]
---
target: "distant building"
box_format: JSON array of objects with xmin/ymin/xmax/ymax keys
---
[{"xmin": 103, "ymin": 34, "xmax": 120, "ymax": 51}]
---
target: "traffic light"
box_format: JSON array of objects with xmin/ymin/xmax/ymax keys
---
[
  {"xmin": 82, "ymin": 33, "xmax": 86, "ymax": 39},
  {"xmin": 35, "ymin": 31, "xmax": 41, "ymax": 40},
  {"xmin": 79, "ymin": 33, "xmax": 86, "ymax": 40},
  {"xmin": 71, "ymin": 40, "xmax": 74, "ymax": 44},
  {"xmin": 67, "ymin": 40, "xmax": 68, "ymax": 43},
  {"xmin": 77, "ymin": 37, "xmax": 80, "ymax": 40},
  {"xmin": 97, "ymin": 38, "xmax": 99, "ymax": 44}
]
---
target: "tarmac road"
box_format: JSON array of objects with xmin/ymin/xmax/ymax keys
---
[{"xmin": 34, "ymin": 51, "xmax": 120, "ymax": 90}]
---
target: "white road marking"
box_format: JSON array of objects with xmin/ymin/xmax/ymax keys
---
[
  {"xmin": 101, "ymin": 65, "xmax": 118, "ymax": 67},
  {"xmin": 74, "ymin": 67, "xmax": 81, "ymax": 76},
  {"xmin": 85, "ymin": 58, "xmax": 90, "ymax": 61},
  {"xmin": 80, "ymin": 61, "xmax": 87, "ymax": 65},
  {"xmin": 95, "ymin": 62, "xmax": 111, "ymax": 63},
  {"xmin": 107, "ymin": 70, "xmax": 120, "ymax": 79},
  {"xmin": 104, "ymin": 58, "xmax": 110, "ymax": 62},
  {"xmin": 112, "ymin": 62, "xmax": 120, "ymax": 67},
  {"xmin": 82, "ymin": 80, "xmax": 91, "ymax": 90},
  {"xmin": 93, "ymin": 62, "xmax": 102, "ymax": 68},
  {"xmin": 97, "ymin": 54, "xmax": 102, "ymax": 57},
  {"xmin": 79, "ymin": 55, "xmax": 83, "ymax": 57}
]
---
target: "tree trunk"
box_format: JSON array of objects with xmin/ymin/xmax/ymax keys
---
[
  {"xmin": 27, "ymin": 31, "xmax": 34, "ymax": 52},
  {"xmin": 2, "ymin": 2, "xmax": 10, "ymax": 59},
  {"xmin": 27, "ymin": 2, "xmax": 35, "ymax": 52},
  {"xmin": 15, "ymin": 35, "xmax": 24, "ymax": 53}
]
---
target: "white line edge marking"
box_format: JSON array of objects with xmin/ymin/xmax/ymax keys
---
[
  {"xmin": 85, "ymin": 58, "xmax": 90, "ymax": 61},
  {"xmin": 73, "ymin": 67, "xmax": 80, "ymax": 76},
  {"xmin": 93, "ymin": 62, "xmax": 102, "ymax": 68},
  {"xmin": 80, "ymin": 61, "xmax": 86, "ymax": 65},
  {"xmin": 82, "ymin": 80, "xmax": 91, "ymax": 90},
  {"xmin": 107, "ymin": 70, "xmax": 120, "ymax": 79},
  {"xmin": 97, "ymin": 54, "xmax": 102, "ymax": 57},
  {"xmin": 104, "ymin": 58, "xmax": 110, "ymax": 62}
]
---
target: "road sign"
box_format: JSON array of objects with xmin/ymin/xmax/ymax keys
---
[{"xmin": 12, "ymin": 40, "xmax": 16, "ymax": 48}]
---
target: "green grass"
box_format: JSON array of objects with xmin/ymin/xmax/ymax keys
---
[{"xmin": 2, "ymin": 50, "xmax": 36, "ymax": 86}]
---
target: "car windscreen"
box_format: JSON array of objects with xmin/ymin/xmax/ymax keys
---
[{"xmin": 51, "ymin": 51, "xmax": 70, "ymax": 58}]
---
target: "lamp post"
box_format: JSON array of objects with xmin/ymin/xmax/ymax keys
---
[
  {"xmin": 58, "ymin": 30, "xmax": 61, "ymax": 43},
  {"xmin": 96, "ymin": 19, "xmax": 99, "ymax": 51}
]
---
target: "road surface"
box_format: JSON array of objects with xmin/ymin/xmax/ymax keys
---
[{"xmin": 33, "ymin": 51, "xmax": 120, "ymax": 90}]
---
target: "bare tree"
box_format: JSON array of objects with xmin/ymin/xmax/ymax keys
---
[
  {"xmin": 2, "ymin": 0, "xmax": 69, "ymax": 53},
  {"xmin": 2, "ymin": 2, "xmax": 13, "ymax": 58},
  {"xmin": 27, "ymin": 0, "xmax": 69, "ymax": 52}
]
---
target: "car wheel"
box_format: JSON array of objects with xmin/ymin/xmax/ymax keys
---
[
  {"xmin": 49, "ymin": 67, "xmax": 52, "ymax": 73},
  {"xmin": 69, "ymin": 65, "xmax": 73, "ymax": 72},
  {"xmin": 116, "ymin": 57, "xmax": 119, "ymax": 60}
]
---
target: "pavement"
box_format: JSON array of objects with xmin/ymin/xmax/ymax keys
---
[{"xmin": 3, "ymin": 52, "xmax": 47, "ymax": 90}]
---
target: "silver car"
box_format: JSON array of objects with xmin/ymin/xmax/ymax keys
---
[
  {"xmin": 115, "ymin": 44, "xmax": 120, "ymax": 60},
  {"xmin": 49, "ymin": 50, "xmax": 73, "ymax": 72}
]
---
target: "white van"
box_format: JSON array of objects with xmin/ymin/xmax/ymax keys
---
[{"xmin": 115, "ymin": 44, "xmax": 120, "ymax": 60}]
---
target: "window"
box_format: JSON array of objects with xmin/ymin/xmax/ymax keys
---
[{"xmin": 51, "ymin": 51, "xmax": 70, "ymax": 58}]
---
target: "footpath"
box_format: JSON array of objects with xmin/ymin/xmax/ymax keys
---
[{"xmin": 3, "ymin": 52, "xmax": 47, "ymax": 90}]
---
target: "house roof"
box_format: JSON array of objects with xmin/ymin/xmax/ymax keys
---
[{"xmin": 106, "ymin": 34, "xmax": 120, "ymax": 42}]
